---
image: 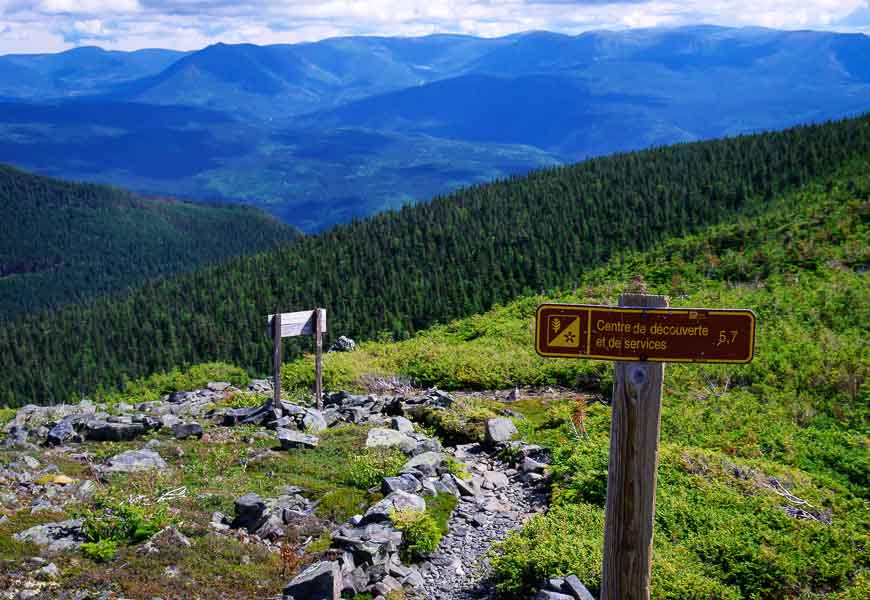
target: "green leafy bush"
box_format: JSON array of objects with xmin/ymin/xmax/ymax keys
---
[
  {"xmin": 76, "ymin": 494, "xmax": 169, "ymax": 546},
  {"xmin": 390, "ymin": 507, "xmax": 442, "ymax": 562},
  {"xmin": 81, "ymin": 538, "xmax": 118, "ymax": 562},
  {"xmin": 345, "ymin": 448, "xmax": 406, "ymax": 489},
  {"xmin": 0, "ymin": 407, "xmax": 16, "ymax": 425}
]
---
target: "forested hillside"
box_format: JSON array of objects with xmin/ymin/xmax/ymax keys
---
[
  {"xmin": 0, "ymin": 164, "xmax": 298, "ymax": 318},
  {"xmin": 1, "ymin": 115, "xmax": 868, "ymax": 406}
]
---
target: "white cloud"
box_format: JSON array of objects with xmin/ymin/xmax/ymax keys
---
[{"xmin": 0, "ymin": 1, "xmax": 867, "ymax": 53}]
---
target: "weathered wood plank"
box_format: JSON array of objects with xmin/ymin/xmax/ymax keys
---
[
  {"xmin": 601, "ymin": 292, "xmax": 668, "ymax": 600},
  {"xmin": 266, "ymin": 309, "xmax": 328, "ymax": 338}
]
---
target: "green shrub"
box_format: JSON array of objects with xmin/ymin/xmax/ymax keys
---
[
  {"xmin": 345, "ymin": 448, "xmax": 406, "ymax": 489},
  {"xmin": 390, "ymin": 507, "xmax": 442, "ymax": 562},
  {"xmin": 490, "ymin": 503, "xmax": 605, "ymax": 597},
  {"xmin": 76, "ymin": 494, "xmax": 169, "ymax": 545},
  {"xmin": 223, "ymin": 392, "xmax": 271, "ymax": 409},
  {"xmin": 81, "ymin": 538, "xmax": 118, "ymax": 562},
  {"xmin": 0, "ymin": 407, "xmax": 16, "ymax": 425}
]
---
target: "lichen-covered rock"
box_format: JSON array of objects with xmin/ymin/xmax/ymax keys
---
[
  {"xmin": 104, "ymin": 449, "xmax": 168, "ymax": 473},
  {"xmin": 13, "ymin": 519, "xmax": 85, "ymax": 554},
  {"xmin": 366, "ymin": 428, "xmax": 417, "ymax": 453},
  {"xmin": 362, "ymin": 491, "xmax": 425, "ymax": 524},
  {"xmin": 171, "ymin": 422, "xmax": 203, "ymax": 440},
  {"xmin": 484, "ymin": 417, "xmax": 518, "ymax": 446}
]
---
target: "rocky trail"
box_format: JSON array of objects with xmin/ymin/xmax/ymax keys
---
[{"xmin": 415, "ymin": 444, "xmax": 549, "ymax": 600}]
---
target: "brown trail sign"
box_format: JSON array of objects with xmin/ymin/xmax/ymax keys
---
[
  {"xmin": 267, "ymin": 308, "xmax": 327, "ymax": 410},
  {"xmin": 535, "ymin": 295, "xmax": 756, "ymax": 600}
]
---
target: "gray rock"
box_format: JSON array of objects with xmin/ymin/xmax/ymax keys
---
[
  {"xmin": 85, "ymin": 420, "xmax": 146, "ymax": 442},
  {"xmin": 72, "ymin": 479, "xmax": 97, "ymax": 501},
  {"xmin": 522, "ymin": 457, "xmax": 547, "ymax": 474},
  {"xmin": 366, "ymin": 428, "xmax": 417, "ymax": 453},
  {"xmin": 402, "ymin": 451, "xmax": 443, "ymax": 473},
  {"xmin": 484, "ymin": 417, "xmax": 518, "ymax": 446},
  {"xmin": 139, "ymin": 527, "xmax": 192, "ymax": 555},
  {"xmin": 13, "ymin": 519, "xmax": 85, "ymax": 554},
  {"xmin": 328, "ymin": 336, "xmax": 356, "ymax": 353},
  {"xmin": 483, "ymin": 470, "xmax": 510, "ymax": 489},
  {"xmin": 562, "ymin": 575, "xmax": 597, "ymax": 600},
  {"xmin": 453, "ymin": 475, "xmax": 482, "ymax": 497},
  {"xmin": 159, "ymin": 414, "xmax": 181, "ymax": 430},
  {"xmin": 362, "ymin": 491, "xmax": 425, "ymax": 524},
  {"xmin": 171, "ymin": 422, "xmax": 203, "ymax": 440},
  {"xmin": 222, "ymin": 401, "xmax": 273, "ymax": 426},
  {"xmin": 283, "ymin": 560, "xmax": 341, "ymax": 600},
  {"xmin": 534, "ymin": 592, "xmax": 575, "ymax": 600},
  {"xmin": 390, "ymin": 416, "xmax": 414, "ymax": 434},
  {"xmin": 232, "ymin": 493, "xmax": 267, "ymax": 532},
  {"xmin": 207, "ymin": 382, "xmax": 231, "ymax": 392},
  {"xmin": 381, "ymin": 474, "xmax": 422, "ymax": 495},
  {"xmin": 302, "ymin": 409, "xmax": 328, "ymax": 433},
  {"xmin": 278, "ymin": 428, "xmax": 319, "ymax": 449},
  {"xmin": 46, "ymin": 419, "xmax": 81, "ymax": 446},
  {"xmin": 104, "ymin": 449, "xmax": 167, "ymax": 473},
  {"xmin": 35, "ymin": 562, "xmax": 60, "ymax": 580}
]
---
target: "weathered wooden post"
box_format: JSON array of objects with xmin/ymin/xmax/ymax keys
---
[
  {"xmin": 534, "ymin": 294, "xmax": 756, "ymax": 599},
  {"xmin": 267, "ymin": 308, "xmax": 327, "ymax": 408},
  {"xmin": 315, "ymin": 307, "xmax": 324, "ymax": 410},
  {"xmin": 601, "ymin": 293, "xmax": 667, "ymax": 600},
  {"xmin": 272, "ymin": 311, "xmax": 283, "ymax": 406}
]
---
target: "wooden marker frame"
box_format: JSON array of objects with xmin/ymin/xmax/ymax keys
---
[{"xmin": 267, "ymin": 308, "xmax": 327, "ymax": 410}]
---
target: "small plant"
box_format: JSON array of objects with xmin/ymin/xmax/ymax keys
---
[
  {"xmin": 81, "ymin": 538, "xmax": 118, "ymax": 562},
  {"xmin": 389, "ymin": 507, "xmax": 441, "ymax": 562},
  {"xmin": 0, "ymin": 407, "xmax": 16, "ymax": 425},
  {"xmin": 223, "ymin": 392, "xmax": 271, "ymax": 409},
  {"xmin": 444, "ymin": 456, "xmax": 471, "ymax": 480},
  {"xmin": 345, "ymin": 448, "xmax": 406, "ymax": 489}
]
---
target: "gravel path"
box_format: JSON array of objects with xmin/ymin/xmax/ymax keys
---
[{"xmin": 414, "ymin": 443, "xmax": 549, "ymax": 600}]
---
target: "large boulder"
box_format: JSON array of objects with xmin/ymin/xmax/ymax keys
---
[
  {"xmin": 390, "ymin": 416, "xmax": 414, "ymax": 434},
  {"xmin": 362, "ymin": 491, "xmax": 425, "ymax": 524},
  {"xmin": 381, "ymin": 474, "xmax": 422, "ymax": 495},
  {"xmin": 401, "ymin": 451, "xmax": 443, "ymax": 474},
  {"xmin": 84, "ymin": 420, "xmax": 146, "ymax": 442},
  {"xmin": 366, "ymin": 428, "xmax": 417, "ymax": 453},
  {"xmin": 13, "ymin": 519, "xmax": 85, "ymax": 555},
  {"xmin": 171, "ymin": 422, "xmax": 204, "ymax": 440},
  {"xmin": 278, "ymin": 428, "xmax": 319, "ymax": 450},
  {"xmin": 302, "ymin": 409, "xmax": 328, "ymax": 433},
  {"xmin": 484, "ymin": 417, "xmax": 518, "ymax": 446},
  {"xmin": 46, "ymin": 419, "xmax": 82, "ymax": 446},
  {"xmin": 104, "ymin": 449, "xmax": 168, "ymax": 473},
  {"xmin": 232, "ymin": 493, "xmax": 267, "ymax": 532},
  {"xmin": 283, "ymin": 560, "xmax": 341, "ymax": 600}
]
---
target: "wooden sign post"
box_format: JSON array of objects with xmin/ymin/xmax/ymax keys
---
[
  {"xmin": 535, "ymin": 294, "xmax": 756, "ymax": 600},
  {"xmin": 267, "ymin": 308, "xmax": 327, "ymax": 410}
]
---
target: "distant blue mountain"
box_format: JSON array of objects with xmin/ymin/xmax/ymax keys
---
[{"xmin": 1, "ymin": 26, "xmax": 869, "ymax": 230}]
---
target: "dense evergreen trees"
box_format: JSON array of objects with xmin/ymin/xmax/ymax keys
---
[
  {"xmin": 0, "ymin": 164, "xmax": 298, "ymax": 318},
  {"xmin": 2, "ymin": 115, "xmax": 868, "ymax": 406}
]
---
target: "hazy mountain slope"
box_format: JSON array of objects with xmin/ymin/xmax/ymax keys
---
[
  {"xmin": 1, "ymin": 114, "xmax": 867, "ymax": 405},
  {"xmin": 0, "ymin": 46, "xmax": 186, "ymax": 98},
  {"xmin": 0, "ymin": 163, "xmax": 298, "ymax": 319}
]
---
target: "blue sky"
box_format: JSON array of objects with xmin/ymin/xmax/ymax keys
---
[{"xmin": 1, "ymin": 1, "xmax": 869, "ymax": 54}]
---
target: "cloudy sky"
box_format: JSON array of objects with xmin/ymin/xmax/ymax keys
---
[{"xmin": 1, "ymin": 1, "xmax": 869, "ymax": 54}]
